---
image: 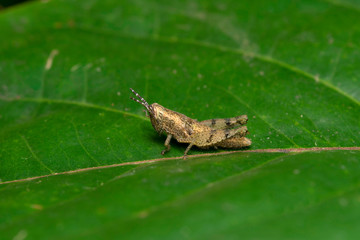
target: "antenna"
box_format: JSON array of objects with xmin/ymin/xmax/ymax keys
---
[{"xmin": 130, "ymin": 88, "xmax": 153, "ymax": 113}]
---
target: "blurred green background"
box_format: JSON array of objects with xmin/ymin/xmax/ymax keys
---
[{"xmin": 0, "ymin": 0, "xmax": 28, "ymax": 8}]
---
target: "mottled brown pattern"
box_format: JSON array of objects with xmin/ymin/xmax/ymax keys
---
[
  {"xmin": 130, "ymin": 89, "xmax": 251, "ymax": 158},
  {"xmin": 207, "ymin": 130, "xmax": 217, "ymax": 143},
  {"xmin": 211, "ymin": 118, "xmax": 216, "ymax": 126},
  {"xmin": 200, "ymin": 115, "xmax": 248, "ymax": 130}
]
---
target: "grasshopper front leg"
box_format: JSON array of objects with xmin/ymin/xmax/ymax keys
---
[{"xmin": 161, "ymin": 134, "xmax": 172, "ymax": 155}]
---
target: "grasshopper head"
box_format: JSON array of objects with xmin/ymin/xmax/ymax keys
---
[
  {"xmin": 130, "ymin": 88, "xmax": 154, "ymax": 115},
  {"xmin": 148, "ymin": 103, "xmax": 165, "ymax": 133},
  {"xmin": 130, "ymin": 89, "xmax": 165, "ymax": 133}
]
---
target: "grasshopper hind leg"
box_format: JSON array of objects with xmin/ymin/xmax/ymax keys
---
[
  {"xmin": 216, "ymin": 136, "xmax": 251, "ymax": 149},
  {"xmin": 200, "ymin": 115, "xmax": 248, "ymax": 130},
  {"xmin": 183, "ymin": 126, "xmax": 248, "ymax": 158}
]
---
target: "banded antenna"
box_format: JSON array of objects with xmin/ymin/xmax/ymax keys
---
[{"xmin": 130, "ymin": 88, "xmax": 153, "ymax": 113}]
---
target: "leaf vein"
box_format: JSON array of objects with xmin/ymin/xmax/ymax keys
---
[
  {"xmin": 0, "ymin": 96, "xmax": 148, "ymax": 121},
  {"xmin": 60, "ymin": 26, "xmax": 360, "ymax": 106},
  {"xmin": 71, "ymin": 121, "xmax": 100, "ymax": 166},
  {"xmin": 76, "ymin": 153, "xmax": 292, "ymax": 237},
  {"xmin": 20, "ymin": 135, "xmax": 54, "ymax": 174}
]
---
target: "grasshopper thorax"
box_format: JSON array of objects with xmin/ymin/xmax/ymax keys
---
[{"xmin": 148, "ymin": 103, "xmax": 166, "ymax": 133}]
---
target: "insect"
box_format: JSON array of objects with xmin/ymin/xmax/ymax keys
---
[{"xmin": 130, "ymin": 88, "xmax": 251, "ymax": 158}]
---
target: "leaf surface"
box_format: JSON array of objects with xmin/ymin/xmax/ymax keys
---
[{"xmin": 0, "ymin": 0, "xmax": 359, "ymax": 239}]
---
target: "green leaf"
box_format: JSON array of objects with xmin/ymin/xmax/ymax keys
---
[{"xmin": 0, "ymin": 0, "xmax": 359, "ymax": 239}]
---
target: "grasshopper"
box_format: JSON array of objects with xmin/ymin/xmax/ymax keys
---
[{"xmin": 130, "ymin": 88, "xmax": 251, "ymax": 158}]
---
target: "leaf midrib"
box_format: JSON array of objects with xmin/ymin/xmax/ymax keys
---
[
  {"xmin": 1, "ymin": 147, "xmax": 359, "ymax": 185},
  {"xmin": 10, "ymin": 150, "xmax": 359, "ymax": 238}
]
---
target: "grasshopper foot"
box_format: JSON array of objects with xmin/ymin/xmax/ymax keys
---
[
  {"xmin": 161, "ymin": 145, "xmax": 171, "ymax": 155},
  {"xmin": 161, "ymin": 134, "xmax": 172, "ymax": 155}
]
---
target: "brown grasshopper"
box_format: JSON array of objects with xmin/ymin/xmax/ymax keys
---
[{"xmin": 130, "ymin": 88, "xmax": 251, "ymax": 158}]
